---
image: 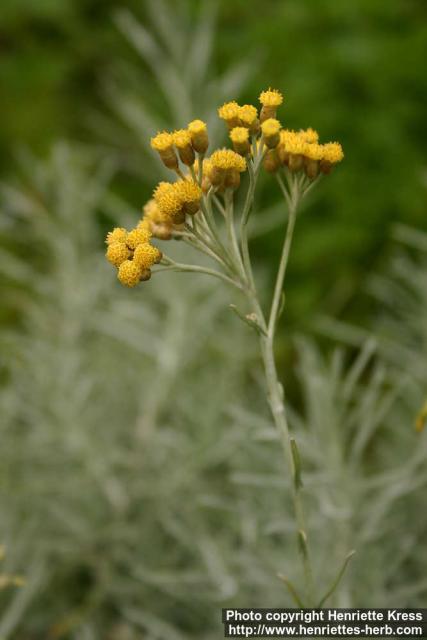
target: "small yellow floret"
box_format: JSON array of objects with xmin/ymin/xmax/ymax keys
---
[
  {"xmin": 304, "ymin": 143, "xmax": 323, "ymax": 161},
  {"xmin": 259, "ymin": 89, "xmax": 283, "ymax": 107},
  {"xmin": 133, "ymin": 242, "xmax": 162, "ymax": 269},
  {"xmin": 238, "ymin": 104, "xmax": 258, "ymax": 127},
  {"xmin": 153, "ymin": 182, "xmax": 184, "ymax": 220},
  {"xmin": 176, "ymin": 179, "xmax": 202, "ymax": 214},
  {"xmin": 153, "ymin": 182, "xmax": 174, "ymax": 200},
  {"xmin": 210, "ymin": 149, "xmax": 247, "ymax": 173},
  {"xmin": 300, "ymin": 128, "xmax": 319, "ymax": 144},
  {"xmin": 127, "ymin": 226, "xmax": 152, "ymax": 250},
  {"xmin": 188, "ymin": 119, "xmax": 207, "ymax": 136},
  {"xmin": 282, "ymin": 131, "xmax": 307, "ymax": 155},
  {"xmin": 117, "ymin": 260, "xmax": 143, "ymax": 287},
  {"xmin": 187, "ymin": 119, "xmax": 209, "ymax": 154},
  {"xmin": 230, "ymin": 127, "xmax": 249, "ymax": 144},
  {"xmin": 106, "ymin": 227, "xmax": 127, "ymax": 245},
  {"xmin": 143, "ymin": 199, "xmax": 169, "ymax": 224},
  {"xmin": 174, "ymin": 179, "xmax": 202, "ymax": 203},
  {"xmin": 173, "ymin": 129, "xmax": 192, "ymax": 148},
  {"xmin": 261, "ymin": 118, "xmax": 281, "ymax": 137},
  {"xmin": 218, "ymin": 101, "xmax": 240, "ymax": 123},
  {"xmin": 137, "ymin": 218, "xmax": 152, "ymax": 234},
  {"xmin": 150, "ymin": 131, "xmax": 174, "ymax": 151},
  {"xmin": 106, "ymin": 242, "xmax": 131, "ymax": 267},
  {"xmin": 321, "ymin": 142, "xmax": 344, "ymax": 164}
]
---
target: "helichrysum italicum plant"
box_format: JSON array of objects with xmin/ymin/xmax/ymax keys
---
[{"xmin": 105, "ymin": 87, "xmax": 346, "ymax": 606}]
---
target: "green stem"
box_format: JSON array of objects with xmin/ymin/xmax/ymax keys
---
[
  {"xmin": 268, "ymin": 173, "xmax": 298, "ymax": 335},
  {"xmin": 156, "ymin": 258, "xmax": 242, "ymax": 291},
  {"xmin": 224, "ymin": 190, "xmax": 246, "ymax": 280},
  {"xmin": 241, "ymin": 171, "xmax": 315, "ymax": 605}
]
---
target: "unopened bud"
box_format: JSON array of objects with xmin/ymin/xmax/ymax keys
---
[
  {"xmin": 304, "ymin": 158, "xmax": 320, "ymax": 179},
  {"xmin": 140, "ymin": 269, "xmax": 152, "ymax": 282},
  {"xmin": 288, "ymin": 154, "xmax": 304, "ymax": 173},
  {"xmin": 263, "ymin": 149, "xmax": 280, "ymax": 173},
  {"xmin": 225, "ymin": 169, "xmax": 241, "ymax": 190},
  {"xmin": 188, "ymin": 120, "xmax": 209, "ymax": 154}
]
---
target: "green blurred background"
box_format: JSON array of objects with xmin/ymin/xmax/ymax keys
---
[{"xmin": 1, "ymin": 1, "xmax": 427, "ymax": 637}]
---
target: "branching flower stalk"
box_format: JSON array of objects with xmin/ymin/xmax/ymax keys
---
[{"xmin": 105, "ymin": 88, "xmax": 345, "ymax": 605}]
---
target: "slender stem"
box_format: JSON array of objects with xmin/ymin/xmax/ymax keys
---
[
  {"xmin": 224, "ymin": 190, "xmax": 246, "ymax": 280},
  {"xmin": 156, "ymin": 258, "xmax": 243, "ymax": 291},
  {"xmin": 178, "ymin": 233, "xmax": 232, "ymax": 272},
  {"xmin": 240, "ymin": 171, "xmax": 315, "ymax": 604},
  {"xmin": 268, "ymin": 173, "xmax": 298, "ymax": 335}
]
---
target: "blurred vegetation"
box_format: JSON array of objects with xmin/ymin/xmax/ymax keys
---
[{"xmin": 1, "ymin": 0, "xmax": 427, "ymax": 637}]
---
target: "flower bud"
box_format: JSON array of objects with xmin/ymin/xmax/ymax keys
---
[
  {"xmin": 140, "ymin": 269, "xmax": 152, "ymax": 282},
  {"xmin": 230, "ymin": 127, "xmax": 250, "ymax": 155},
  {"xmin": 225, "ymin": 169, "xmax": 241, "ymax": 190},
  {"xmin": 288, "ymin": 154, "xmax": 304, "ymax": 173},
  {"xmin": 188, "ymin": 120, "xmax": 209, "ymax": 154},
  {"xmin": 259, "ymin": 89, "xmax": 283, "ymax": 123},
  {"xmin": 151, "ymin": 132, "xmax": 179, "ymax": 170},
  {"xmin": 261, "ymin": 118, "xmax": 281, "ymax": 149},
  {"xmin": 173, "ymin": 129, "xmax": 195, "ymax": 166},
  {"xmin": 263, "ymin": 149, "xmax": 280, "ymax": 173}
]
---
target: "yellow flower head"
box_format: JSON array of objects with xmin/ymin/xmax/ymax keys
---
[
  {"xmin": 133, "ymin": 242, "xmax": 162, "ymax": 269},
  {"xmin": 230, "ymin": 127, "xmax": 249, "ymax": 144},
  {"xmin": 321, "ymin": 142, "xmax": 344, "ymax": 164},
  {"xmin": 143, "ymin": 199, "xmax": 168, "ymax": 224},
  {"xmin": 173, "ymin": 129, "xmax": 195, "ymax": 166},
  {"xmin": 126, "ymin": 226, "xmax": 152, "ymax": 250},
  {"xmin": 150, "ymin": 131, "xmax": 174, "ymax": 152},
  {"xmin": 304, "ymin": 143, "xmax": 324, "ymax": 161},
  {"xmin": 230, "ymin": 126, "xmax": 250, "ymax": 155},
  {"xmin": 105, "ymin": 241, "xmax": 131, "ymax": 267},
  {"xmin": 174, "ymin": 179, "xmax": 202, "ymax": 202},
  {"xmin": 261, "ymin": 118, "xmax": 281, "ymax": 149},
  {"xmin": 188, "ymin": 119, "xmax": 209, "ymax": 153},
  {"xmin": 218, "ymin": 101, "xmax": 240, "ymax": 129},
  {"xmin": 117, "ymin": 260, "xmax": 143, "ymax": 287},
  {"xmin": 106, "ymin": 227, "xmax": 127, "ymax": 245},
  {"xmin": 137, "ymin": 218, "xmax": 152, "ymax": 233},
  {"xmin": 238, "ymin": 104, "xmax": 258, "ymax": 128},
  {"xmin": 259, "ymin": 89, "xmax": 283, "ymax": 108},
  {"xmin": 188, "ymin": 119, "xmax": 207, "ymax": 136},
  {"xmin": 210, "ymin": 149, "xmax": 247, "ymax": 173},
  {"xmin": 300, "ymin": 128, "xmax": 319, "ymax": 144},
  {"xmin": 153, "ymin": 182, "xmax": 184, "ymax": 223},
  {"xmin": 174, "ymin": 179, "xmax": 202, "ymax": 214},
  {"xmin": 282, "ymin": 131, "xmax": 307, "ymax": 156},
  {"xmin": 263, "ymin": 149, "xmax": 280, "ymax": 174},
  {"xmin": 173, "ymin": 129, "xmax": 191, "ymax": 149},
  {"xmin": 150, "ymin": 131, "xmax": 178, "ymax": 170}
]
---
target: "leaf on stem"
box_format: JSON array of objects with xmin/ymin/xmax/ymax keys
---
[
  {"xmin": 297, "ymin": 529, "xmax": 309, "ymax": 559},
  {"xmin": 317, "ymin": 550, "xmax": 356, "ymax": 608},
  {"xmin": 277, "ymin": 574, "xmax": 305, "ymax": 608},
  {"xmin": 229, "ymin": 305, "xmax": 267, "ymax": 336},
  {"xmin": 290, "ymin": 438, "xmax": 303, "ymax": 490}
]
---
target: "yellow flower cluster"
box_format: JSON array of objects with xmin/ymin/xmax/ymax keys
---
[
  {"xmin": 216, "ymin": 88, "xmax": 343, "ymax": 180},
  {"xmin": 218, "ymin": 101, "xmax": 260, "ymax": 136},
  {"xmin": 106, "ymin": 86, "xmax": 344, "ymax": 289},
  {"xmin": 105, "ymin": 220, "xmax": 162, "ymax": 287},
  {"xmin": 272, "ymin": 130, "xmax": 344, "ymax": 177},
  {"xmin": 151, "ymin": 120, "xmax": 209, "ymax": 170}
]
